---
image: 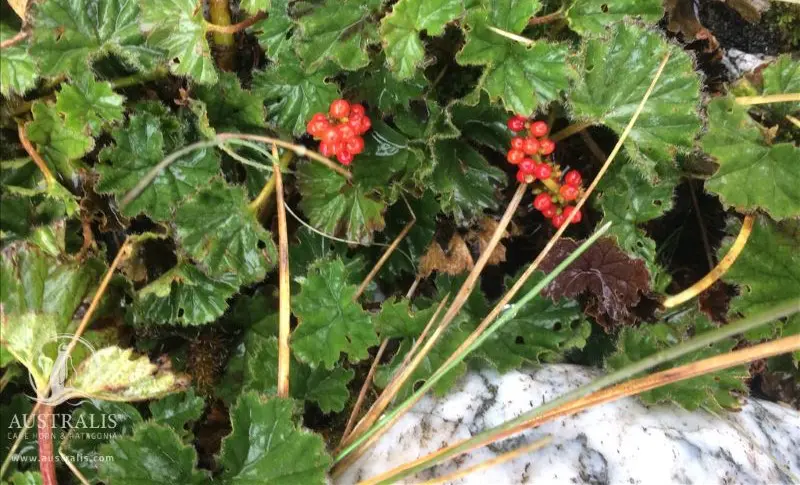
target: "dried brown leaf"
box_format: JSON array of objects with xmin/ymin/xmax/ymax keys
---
[
  {"xmin": 665, "ymin": 0, "xmax": 720, "ymax": 52},
  {"xmin": 418, "ymin": 234, "xmax": 474, "ymax": 278},
  {"xmin": 465, "ymin": 217, "xmax": 514, "ymax": 266},
  {"xmin": 539, "ymin": 238, "xmax": 650, "ymax": 330}
]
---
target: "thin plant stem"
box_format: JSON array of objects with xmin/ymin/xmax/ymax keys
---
[
  {"xmin": 339, "ymin": 183, "xmax": 527, "ymax": 449},
  {"xmin": 273, "ymin": 144, "xmax": 291, "ymax": 399},
  {"xmin": 205, "ymin": 11, "xmax": 266, "ymax": 34},
  {"xmin": 362, "ymin": 328, "xmax": 800, "ymax": 485},
  {"xmin": 735, "ymin": 93, "xmax": 800, "ymax": 105},
  {"xmin": 209, "ymin": 0, "xmax": 235, "ymax": 70},
  {"xmin": 111, "ymin": 66, "xmax": 169, "ymax": 89},
  {"xmin": 0, "ymin": 30, "xmax": 29, "ymax": 49},
  {"xmin": 333, "ymin": 221, "xmax": 613, "ymax": 471},
  {"xmin": 18, "ymin": 123, "xmax": 56, "ymax": 186},
  {"xmin": 786, "ymin": 114, "xmax": 800, "ymax": 128},
  {"xmin": 550, "ymin": 121, "xmax": 593, "ymax": 142},
  {"xmin": 663, "ymin": 214, "xmax": 755, "ymax": 308},
  {"xmin": 487, "ymin": 26, "xmax": 534, "ymax": 45},
  {"xmin": 353, "ymin": 219, "xmax": 416, "ymax": 300},
  {"xmin": 417, "ymin": 436, "xmax": 553, "ymax": 485},
  {"xmin": 0, "ymin": 404, "xmax": 40, "ymax": 478},
  {"xmin": 249, "ymin": 151, "xmax": 294, "ymax": 214},
  {"xmin": 389, "ymin": 295, "xmax": 449, "ymax": 389},
  {"xmin": 60, "ymin": 449, "xmax": 91, "ymax": 485},
  {"xmin": 341, "ymin": 278, "xmax": 423, "ymax": 443},
  {"xmin": 37, "ymin": 404, "xmax": 56, "ymax": 485},
  {"xmin": 220, "ymin": 143, "xmax": 276, "ymax": 173},
  {"xmin": 528, "ymin": 10, "xmax": 563, "ymax": 25},
  {"xmin": 579, "ymin": 130, "xmax": 607, "ymax": 164}
]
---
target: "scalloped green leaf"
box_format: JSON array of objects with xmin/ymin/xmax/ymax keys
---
[
  {"xmin": 139, "ymin": 0, "xmax": 217, "ymax": 84},
  {"xmin": 720, "ymin": 216, "xmax": 800, "ymax": 342},
  {"xmin": 252, "ymin": 56, "xmax": 340, "ymax": 135},
  {"xmin": 292, "ymin": 258, "xmax": 378, "ymax": 369},
  {"xmin": 96, "ymin": 112, "xmax": 220, "ymax": 221},
  {"xmin": 594, "ymin": 161, "xmax": 677, "ymax": 289},
  {"xmin": 569, "ymin": 23, "xmax": 702, "ymax": 179},
  {"xmin": 347, "ymin": 55, "xmax": 427, "ymax": 114},
  {"xmin": 55, "ymin": 73, "xmax": 125, "ymax": 136},
  {"xmin": 174, "ymin": 180, "xmax": 277, "ymax": 283},
  {"xmin": 457, "ymin": 9, "xmax": 571, "ymax": 115},
  {"xmin": 130, "ymin": 263, "xmax": 240, "ymax": 326},
  {"xmin": 0, "ymin": 313, "xmax": 58, "ymax": 391},
  {"xmin": 0, "ymin": 22, "xmax": 38, "ymax": 96},
  {"xmin": 431, "ymin": 138, "xmax": 506, "ymax": 225},
  {"xmin": 703, "ymin": 96, "xmax": 800, "ymax": 220},
  {"xmin": 191, "ymin": 72, "xmax": 266, "ymax": 133},
  {"xmin": 297, "ymin": 161, "xmax": 386, "ymax": 244},
  {"xmin": 219, "ymin": 393, "xmax": 331, "ymax": 484},
  {"xmin": 380, "ymin": 0, "xmax": 464, "ymax": 79},
  {"xmin": 26, "ymin": 101, "xmax": 93, "ymax": 178},
  {"xmin": 296, "ymin": 0, "xmax": 382, "ymax": 72},
  {"xmin": 99, "ymin": 423, "xmax": 209, "ymax": 484},
  {"xmin": 566, "ymin": 0, "xmax": 664, "ymax": 35},
  {"xmin": 149, "ymin": 389, "xmax": 204, "ymax": 435},
  {"xmin": 66, "ymin": 346, "xmax": 189, "ymax": 402},
  {"xmin": 608, "ymin": 314, "xmax": 748, "ymax": 411},
  {"xmin": 762, "ymin": 54, "xmax": 800, "ymax": 117},
  {"xmin": 249, "ymin": 0, "xmax": 293, "ymax": 59},
  {"xmin": 29, "ymin": 0, "xmax": 162, "ymax": 78}
]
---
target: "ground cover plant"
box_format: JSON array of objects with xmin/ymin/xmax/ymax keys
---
[{"xmin": 0, "ymin": 0, "xmax": 799, "ymax": 483}]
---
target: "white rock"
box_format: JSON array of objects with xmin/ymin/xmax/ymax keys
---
[{"xmin": 337, "ymin": 364, "xmax": 800, "ymax": 485}]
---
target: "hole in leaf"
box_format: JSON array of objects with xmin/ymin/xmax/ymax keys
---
[
  {"xmin": 257, "ymin": 240, "xmax": 267, "ymax": 249},
  {"xmin": 601, "ymin": 4, "xmax": 609, "ymax": 12},
  {"xmin": 178, "ymin": 308, "xmax": 185, "ymax": 318},
  {"xmin": 515, "ymin": 336, "xmax": 525, "ymax": 345}
]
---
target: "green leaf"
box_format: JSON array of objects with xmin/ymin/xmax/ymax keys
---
[
  {"xmin": 292, "ymin": 258, "xmax": 378, "ymax": 369},
  {"xmin": 131, "ymin": 263, "xmax": 240, "ymax": 326},
  {"xmin": 297, "ymin": 161, "xmax": 386, "ymax": 244},
  {"xmin": 0, "ymin": 313, "xmax": 58, "ymax": 391},
  {"xmin": 720, "ymin": 216, "xmax": 800, "ymax": 341},
  {"xmin": 59, "ymin": 400, "xmax": 143, "ymax": 483},
  {"xmin": 66, "ymin": 346, "xmax": 189, "ymax": 402},
  {"xmin": 761, "ymin": 54, "xmax": 800, "ymax": 117},
  {"xmin": 174, "ymin": 180, "xmax": 277, "ymax": 283},
  {"xmin": 594, "ymin": 161, "xmax": 677, "ymax": 289},
  {"xmin": 29, "ymin": 0, "xmax": 162, "ymax": 78},
  {"xmin": 475, "ymin": 271, "xmax": 591, "ymax": 372},
  {"xmin": 192, "ymin": 72, "xmax": 266, "ymax": 133},
  {"xmin": 26, "ymin": 101, "xmax": 93, "ymax": 178},
  {"xmin": 431, "ymin": 139, "xmax": 506, "ymax": 225},
  {"xmin": 703, "ymin": 96, "xmax": 800, "ymax": 220},
  {"xmin": 457, "ymin": 9, "xmax": 571, "ymax": 115},
  {"xmin": 0, "ymin": 22, "xmax": 38, "ymax": 96},
  {"xmin": 249, "ymin": 0, "xmax": 293, "ymax": 59},
  {"xmin": 240, "ymin": 0, "xmax": 268, "ymax": 14},
  {"xmin": 288, "ymin": 228, "xmax": 365, "ymax": 284},
  {"xmin": 569, "ymin": 23, "xmax": 702, "ymax": 179},
  {"xmin": 347, "ymin": 55, "xmax": 427, "ymax": 114},
  {"xmin": 55, "ymin": 73, "xmax": 125, "ymax": 136},
  {"xmin": 448, "ymin": 91, "xmax": 513, "ymax": 152},
  {"xmin": 219, "ymin": 393, "xmax": 331, "ymax": 484},
  {"xmin": 1, "ymin": 396, "xmax": 38, "ymax": 467},
  {"xmin": 245, "ymin": 337, "xmax": 355, "ymax": 413},
  {"xmin": 96, "ymin": 112, "xmax": 220, "ymax": 221},
  {"xmin": 252, "ymin": 56, "xmax": 340, "ymax": 135},
  {"xmin": 380, "ymin": 0, "xmax": 464, "ymax": 79},
  {"xmin": 607, "ymin": 314, "xmax": 748, "ymax": 411},
  {"xmin": 139, "ymin": 0, "xmax": 217, "ymax": 84},
  {"xmin": 5, "ymin": 472, "xmax": 42, "ymax": 485},
  {"xmin": 99, "ymin": 423, "xmax": 209, "ymax": 484},
  {"xmin": 149, "ymin": 389, "xmax": 205, "ymax": 435},
  {"xmin": 296, "ymin": 0, "xmax": 382, "ymax": 72},
  {"xmin": 566, "ymin": 0, "xmax": 664, "ymax": 35}
]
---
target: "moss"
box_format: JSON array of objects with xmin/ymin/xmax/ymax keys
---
[{"xmin": 765, "ymin": 3, "xmax": 800, "ymax": 50}]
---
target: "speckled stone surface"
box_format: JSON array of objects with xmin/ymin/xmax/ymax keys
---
[{"xmin": 337, "ymin": 364, "xmax": 800, "ymax": 485}]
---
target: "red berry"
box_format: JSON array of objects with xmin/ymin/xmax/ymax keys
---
[
  {"xmin": 321, "ymin": 127, "xmax": 340, "ymax": 144},
  {"xmin": 312, "ymin": 113, "xmax": 327, "ymax": 122},
  {"xmin": 329, "ymin": 99, "xmax": 350, "ymax": 119},
  {"xmin": 348, "ymin": 115, "xmax": 363, "ymax": 131},
  {"xmin": 306, "ymin": 120, "xmax": 317, "ymax": 136},
  {"xmin": 511, "ymin": 137, "xmax": 525, "ymax": 150},
  {"xmin": 559, "ymin": 184, "xmax": 579, "ymax": 201},
  {"xmin": 539, "ymin": 138, "xmax": 555, "ymax": 155},
  {"xmin": 358, "ymin": 116, "xmax": 372, "ymax": 134},
  {"xmin": 346, "ymin": 135, "xmax": 365, "ymax": 154},
  {"xmin": 551, "ymin": 213, "xmax": 567, "ymax": 228},
  {"xmin": 319, "ymin": 141, "xmax": 335, "ymax": 157},
  {"xmin": 533, "ymin": 163, "xmax": 552, "ymax": 180},
  {"xmin": 522, "ymin": 137, "xmax": 540, "ymax": 155},
  {"xmin": 506, "ymin": 149, "xmax": 525, "ymax": 165},
  {"xmin": 516, "ymin": 170, "xmax": 530, "ymax": 183},
  {"xmin": 337, "ymin": 123, "xmax": 356, "ymax": 140},
  {"xmin": 335, "ymin": 140, "xmax": 348, "ymax": 155},
  {"xmin": 529, "ymin": 121, "xmax": 548, "ymax": 138},
  {"xmin": 519, "ymin": 158, "xmax": 536, "ymax": 174},
  {"xmin": 350, "ymin": 104, "xmax": 365, "ymax": 117},
  {"xmin": 533, "ymin": 193, "xmax": 553, "ymax": 211},
  {"xmin": 542, "ymin": 206, "xmax": 557, "ymax": 218},
  {"xmin": 507, "ymin": 115, "xmax": 526, "ymax": 132},
  {"xmin": 564, "ymin": 170, "xmax": 582, "ymax": 187},
  {"xmin": 337, "ymin": 149, "xmax": 354, "ymax": 165},
  {"xmin": 563, "ymin": 206, "xmax": 582, "ymax": 223}
]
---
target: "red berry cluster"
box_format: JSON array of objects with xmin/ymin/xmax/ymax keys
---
[
  {"xmin": 505, "ymin": 115, "xmax": 584, "ymax": 228},
  {"xmin": 307, "ymin": 99, "xmax": 371, "ymax": 166}
]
